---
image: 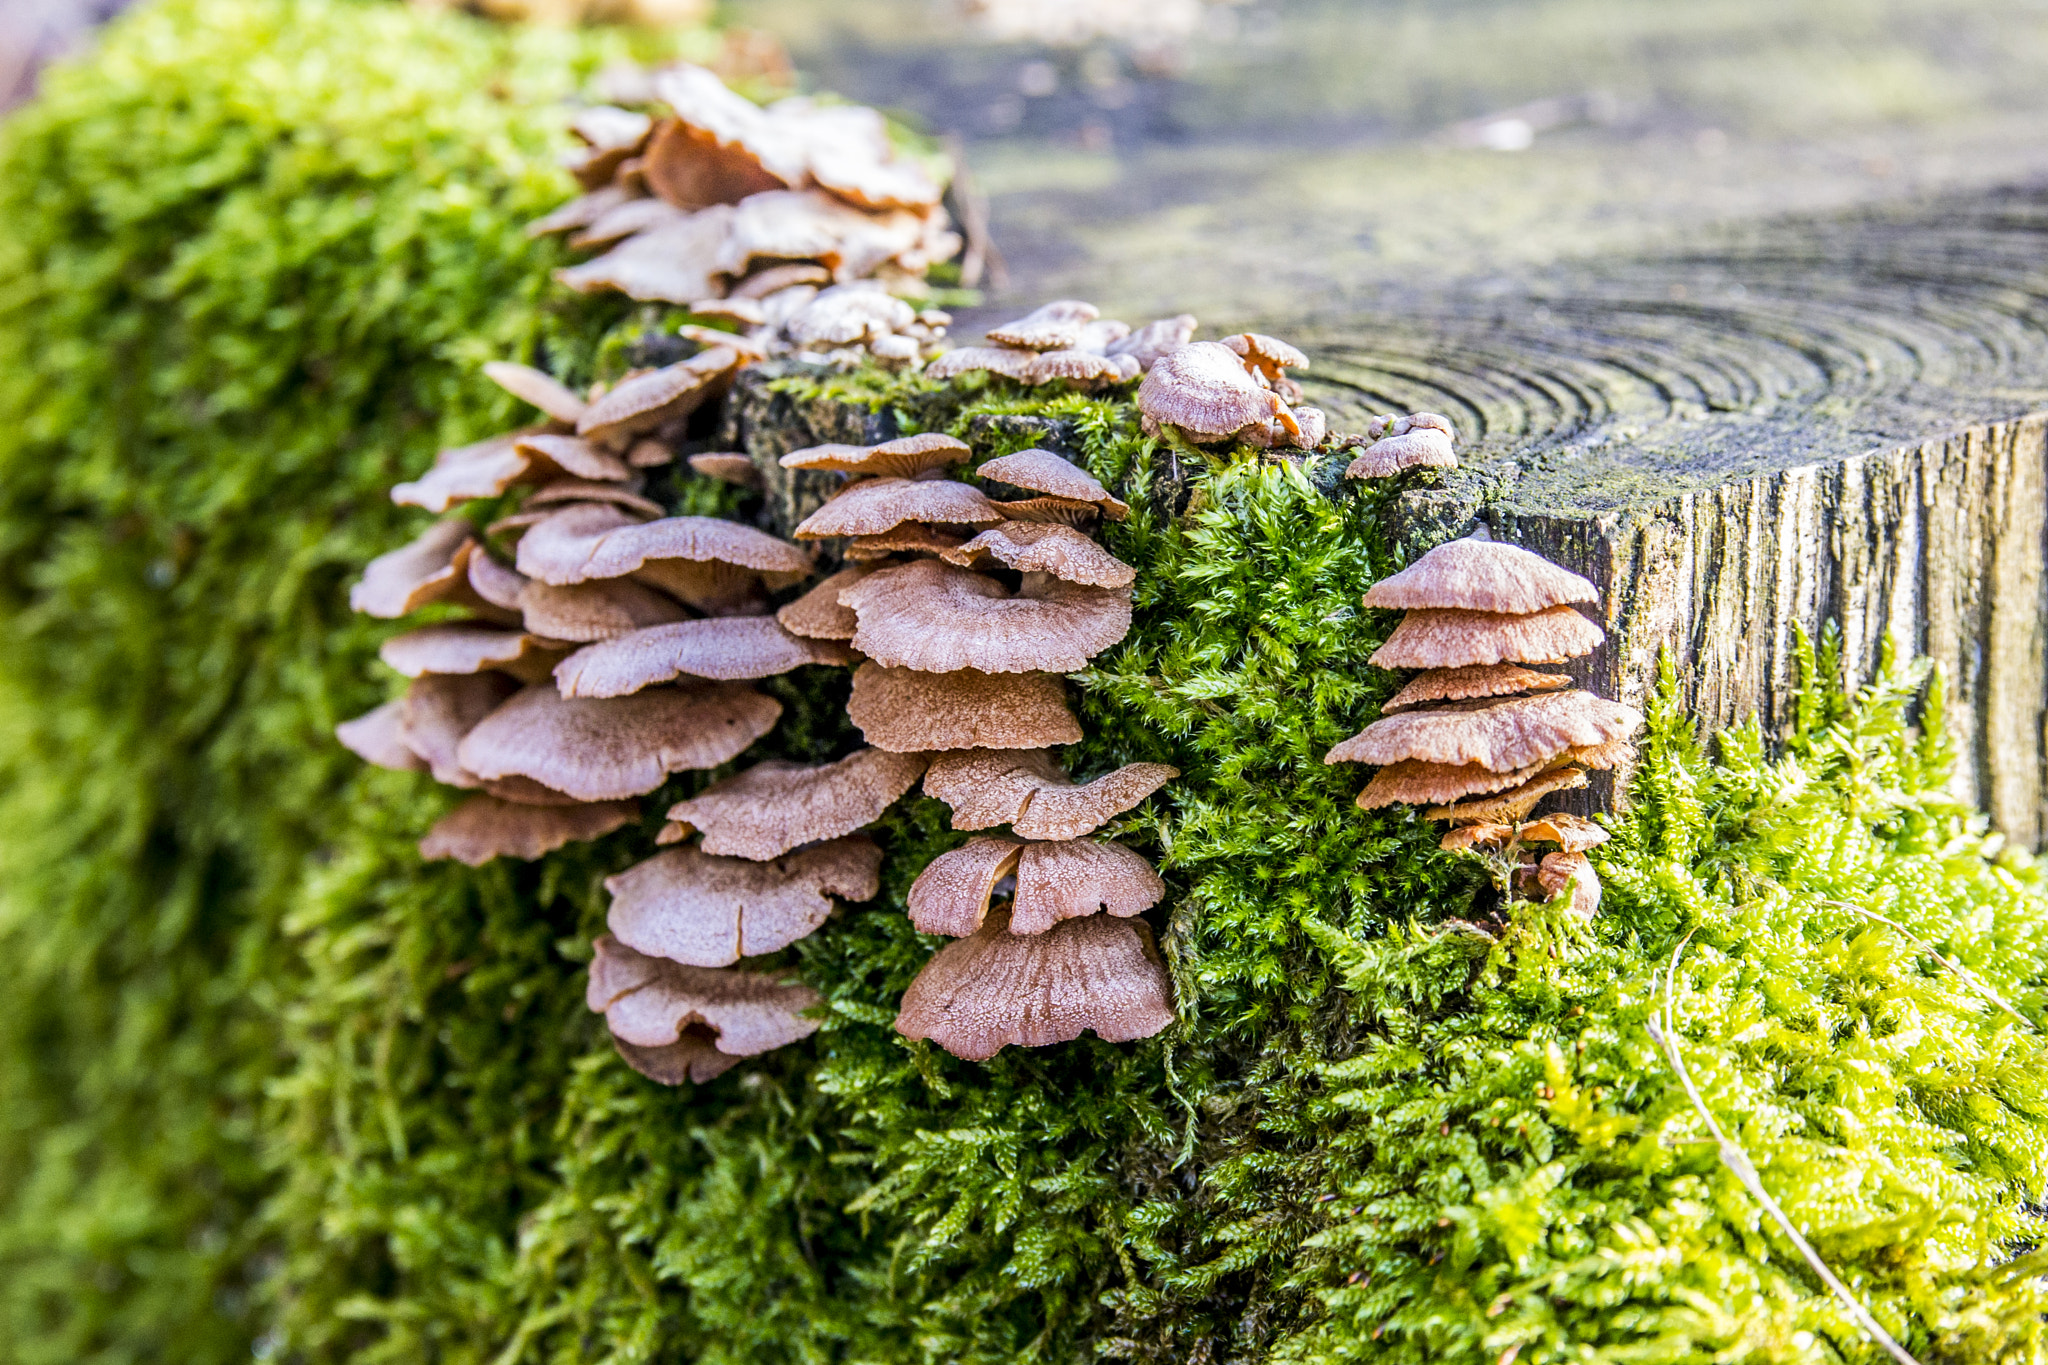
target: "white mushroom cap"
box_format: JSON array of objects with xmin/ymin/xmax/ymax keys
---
[{"xmin": 555, "ymin": 206, "xmax": 735, "ymax": 307}]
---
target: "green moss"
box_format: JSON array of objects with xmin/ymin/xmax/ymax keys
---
[{"xmin": 6, "ymin": 13, "xmax": 2048, "ymax": 1363}]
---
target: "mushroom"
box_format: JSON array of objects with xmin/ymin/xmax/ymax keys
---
[
  {"xmin": 837, "ymin": 559, "xmax": 1132, "ymax": 675},
  {"xmin": 922, "ymin": 749, "xmax": 1178, "ymax": 840},
  {"xmin": 1536, "ymin": 851, "xmax": 1602, "ymax": 918},
  {"xmin": 455, "ymin": 682, "xmax": 782, "ymax": 802},
  {"xmin": 1422, "ymin": 765, "xmax": 1590, "ymax": 825},
  {"xmin": 588, "ymin": 934, "xmax": 821, "ymax": 1086},
  {"xmin": 677, "ymin": 324, "xmax": 769, "ymax": 365},
  {"xmin": 466, "ymin": 548, "xmax": 530, "ymax": 613},
  {"xmin": 335, "ymin": 699, "xmax": 427, "ymax": 773},
  {"xmin": 554, "ymin": 618, "xmax": 854, "ymax": 698},
  {"xmin": 974, "ymin": 448, "xmax": 1131, "ymax": 520},
  {"xmin": 846, "ymin": 526, "xmax": 969, "ymax": 561},
  {"xmin": 642, "ymin": 117, "xmax": 786, "ymax": 210},
  {"xmin": 846, "ymin": 664, "xmax": 1083, "ymax": 752},
  {"xmin": 528, "ymin": 184, "xmax": 633, "ymax": 238},
  {"xmin": 687, "ymin": 452, "xmax": 764, "ymax": 489},
  {"xmin": 571, "ymin": 197, "xmax": 691, "ymax": 251},
  {"xmin": 664, "ymin": 750, "xmax": 929, "ymax": 860},
  {"xmin": 517, "ymin": 577, "xmax": 692, "ymax": 644},
  {"xmin": 1010, "ymin": 839, "xmax": 1164, "ymax": 935},
  {"xmin": 1352, "ymin": 755, "xmax": 1563, "ymax": 811},
  {"xmin": 778, "ymin": 432, "xmax": 971, "ymax": 480},
  {"xmin": 576, "ymin": 348, "xmax": 740, "ymax": 446},
  {"xmin": 776, "ymin": 563, "xmax": 884, "ymax": 641},
  {"xmin": 1223, "ymin": 332, "xmax": 1308, "ymax": 394},
  {"xmin": 1343, "ymin": 413, "xmax": 1460, "ymax": 480},
  {"xmin": 906, "ymin": 836, "xmax": 1022, "ymax": 937},
  {"xmin": 379, "ymin": 623, "xmax": 567, "ymax": 681},
  {"xmin": 512, "ymin": 434, "xmax": 636, "ymax": 483},
  {"xmin": 349, "ymin": 519, "xmax": 489, "ymax": 619},
  {"xmin": 925, "ymin": 346, "xmax": 1038, "ymax": 383},
  {"xmin": 1367, "ymin": 605, "xmax": 1605, "ymax": 670},
  {"xmin": 1381, "ymin": 662, "xmax": 1571, "ymax": 714},
  {"xmin": 1137, "ymin": 341, "xmax": 1289, "ymax": 443},
  {"xmin": 523, "ymin": 480, "xmax": 665, "ymax": 518},
  {"xmin": 1439, "ymin": 822, "xmax": 1515, "ymax": 853},
  {"xmin": 555, "ymin": 206, "xmax": 736, "ymax": 306},
  {"xmin": 782, "ymin": 285, "xmax": 916, "ymax": 348},
  {"xmin": 731, "ymin": 262, "xmax": 834, "ymax": 299},
  {"xmin": 1520, "ymin": 813, "xmax": 1610, "ymax": 853},
  {"xmin": 939, "ymin": 522, "xmax": 1135, "ymax": 589},
  {"xmin": 514, "ymin": 503, "xmax": 811, "ymax": 593},
  {"xmin": 482, "ymin": 361, "xmax": 589, "ymax": 426},
  {"xmin": 893, "ymin": 909, "xmax": 1174, "ymax": 1061},
  {"xmin": 1324, "ymin": 691, "xmax": 1647, "ymax": 774},
  {"xmin": 604, "ymin": 838, "xmax": 882, "ymax": 967},
  {"xmin": 1362, "ymin": 537, "xmax": 1599, "ymax": 615},
  {"xmin": 792, "ymin": 479, "xmax": 1004, "ymax": 539},
  {"xmin": 420, "ymin": 796, "xmax": 638, "ymax": 866},
  {"xmin": 985, "ymin": 300, "xmax": 1100, "ymax": 351},
  {"xmin": 1105, "ymin": 314, "xmax": 1197, "ymax": 372},
  {"xmin": 396, "ymin": 671, "xmax": 522, "ymax": 787},
  {"xmin": 391, "ymin": 430, "xmax": 545, "ymax": 513},
  {"xmin": 984, "ymin": 496, "xmax": 1107, "ymax": 527}
]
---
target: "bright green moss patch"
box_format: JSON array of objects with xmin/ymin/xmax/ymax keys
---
[{"xmin": 5, "ymin": 11, "xmax": 2048, "ymax": 1362}]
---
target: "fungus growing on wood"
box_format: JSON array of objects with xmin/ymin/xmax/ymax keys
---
[
  {"xmin": 1521, "ymin": 813, "xmax": 1610, "ymax": 853},
  {"xmin": 974, "ymin": 448, "xmax": 1131, "ymax": 520},
  {"xmin": 1326, "ymin": 691, "xmax": 1645, "ymax": 773},
  {"xmin": 922, "ymin": 749, "xmax": 1178, "ymax": 840},
  {"xmin": 482, "ymin": 361, "xmax": 588, "ymax": 425},
  {"xmin": 1363, "ymin": 536, "xmax": 1599, "ymax": 616},
  {"xmin": 391, "ymin": 430, "xmax": 545, "ymax": 513},
  {"xmin": 687, "ymin": 452, "xmax": 763, "ymax": 489},
  {"xmin": 1537, "ymin": 850, "xmax": 1602, "ymax": 918},
  {"xmin": 516, "ymin": 577, "xmax": 691, "ymax": 644},
  {"xmin": 776, "ymin": 563, "xmax": 882, "ymax": 641},
  {"xmin": 455, "ymin": 682, "xmax": 781, "ymax": 802},
  {"xmin": 940, "ymin": 522, "xmax": 1136, "ymax": 589},
  {"xmin": 379, "ymin": 623, "xmax": 566, "ymax": 680},
  {"xmin": 395, "ymin": 671, "xmax": 522, "ymax": 787},
  {"xmin": 893, "ymin": 909, "xmax": 1173, "ymax": 1061},
  {"xmin": 845, "ymin": 525, "xmax": 967, "ymax": 561},
  {"xmin": 792, "ymin": 479, "xmax": 1004, "ymax": 539},
  {"xmin": 778, "ymin": 431, "xmax": 971, "ymax": 480},
  {"xmin": 837, "ymin": 558, "xmax": 1132, "ymax": 675},
  {"xmin": 1010, "ymin": 839, "xmax": 1165, "ymax": 935},
  {"xmin": 524, "ymin": 479, "xmax": 665, "ymax": 518},
  {"xmin": 587, "ymin": 934, "xmax": 821, "ymax": 1086},
  {"xmin": 1382, "ymin": 662, "xmax": 1571, "ymax": 713},
  {"xmin": 420, "ymin": 796, "xmax": 638, "ymax": 867},
  {"xmin": 604, "ymin": 838, "xmax": 882, "ymax": 967},
  {"xmin": 906, "ymin": 836, "xmax": 1024, "ymax": 937},
  {"xmin": 924, "ymin": 300, "xmax": 1149, "ymax": 386},
  {"xmin": 1424, "ymin": 764, "xmax": 1590, "ymax": 824},
  {"xmin": 1368, "ymin": 605, "xmax": 1605, "ymax": 670},
  {"xmin": 515, "ymin": 503, "xmax": 811, "ymax": 591},
  {"xmin": 334, "ymin": 700, "xmax": 427, "ymax": 773},
  {"xmin": 1344, "ymin": 412, "xmax": 1460, "ymax": 479},
  {"xmin": 512, "ymin": 433, "xmax": 636, "ymax": 483},
  {"xmin": 554, "ymin": 617, "xmax": 853, "ymax": 697},
  {"xmin": 845, "ymin": 664, "xmax": 1083, "ymax": 752},
  {"xmin": 986, "ymin": 300, "xmax": 1100, "ymax": 351},
  {"xmin": 1137, "ymin": 340, "xmax": 1301, "ymax": 445},
  {"xmin": 348, "ymin": 519, "xmax": 483, "ymax": 618},
  {"xmin": 664, "ymin": 750, "xmax": 928, "ymax": 860},
  {"xmin": 576, "ymin": 348, "xmax": 739, "ymax": 445}
]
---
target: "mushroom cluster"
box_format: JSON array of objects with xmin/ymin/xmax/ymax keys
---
[
  {"xmin": 1341, "ymin": 412, "xmax": 1461, "ymax": 479},
  {"xmin": 772, "ymin": 434, "xmax": 1179, "ymax": 1059},
  {"xmin": 531, "ymin": 65, "xmax": 961, "ymax": 366},
  {"xmin": 1136, "ymin": 332, "xmax": 1327, "ymax": 448},
  {"xmin": 1323, "ymin": 536, "xmax": 1644, "ymax": 914},
  {"xmin": 336, "ymin": 355, "xmax": 877, "ymax": 1082},
  {"xmin": 927, "ymin": 300, "xmax": 1196, "ymax": 387}
]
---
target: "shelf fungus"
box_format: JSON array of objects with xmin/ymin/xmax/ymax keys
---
[
  {"xmin": 845, "ymin": 664, "xmax": 1084, "ymax": 752},
  {"xmin": 1342, "ymin": 412, "xmax": 1460, "ymax": 480},
  {"xmin": 587, "ymin": 935, "xmax": 822, "ymax": 1086},
  {"xmin": 1137, "ymin": 338, "xmax": 1322, "ymax": 449},
  {"xmin": 662, "ymin": 750, "xmax": 929, "ymax": 860},
  {"xmin": 604, "ymin": 838, "xmax": 882, "ymax": 968},
  {"xmin": 837, "ymin": 558, "xmax": 1132, "ymax": 675},
  {"xmin": 1327, "ymin": 536, "xmax": 1644, "ymax": 917}
]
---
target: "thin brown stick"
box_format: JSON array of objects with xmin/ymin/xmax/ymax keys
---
[
  {"xmin": 1814, "ymin": 897, "xmax": 2035, "ymax": 1030},
  {"xmin": 941, "ymin": 133, "xmax": 1005, "ymax": 292}
]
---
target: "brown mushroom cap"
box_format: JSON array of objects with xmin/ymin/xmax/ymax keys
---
[
  {"xmin": 555, "ymin": 206, "xmax": 735, "ymax": 306},
  {"xmin": 1439, "ymin": 822, "xmax": 1515, "ymax": 852},
  {"xmin": 1424, "ymin": 765, "xmax": 1590, "ymax": 824},
  {"xmin": 778, "ymin": 431, "xmax": 971, "ymax": 480},
  {"xmin": 524, "ymin": 480, "xmax": 665, "ymax": 518},
  {"xmin": 893, "ymin": 909, "xmax": 1173, "ymax": 1061},
  {"xmin": 1223, "ymin": 332, "xmax": 1309, "ymax": 376},
  {"xmin": 1010, "ymin": 839, "xmax": 1164, "ymax": 936},
  {"xmin": 589, "ymin": 933, "xmax": 821, "ymax": 1084},
  {"xmin": 777, "ymin": 563, "xmax": 881, "ymax": 641},
  {"xmin": 1382, "ymin": 663, "xmax": 1572, "ymax": 714},
  {"xmin": 380, "ymin": 623, "xmax": 566, "ymax": 679},
  {"xmin": 642, "ymin": 117, "xmax": 786, "ymax": 210},
  {"xmin": 513, "ymin": 434, "xmax": 636, "ymax": 483},
  {"xmin": 1106, "ymin": 314, "xmax": 1197, "ymax": 372},
  {"xmin": 455, "ymin": 682, "xmax": 782, "ymax": 801},
  {"xmin": 1368, "ymin": 606, "xmax": 1605, "ymax": 670},
  {"xmin": 925, "ymin": 346, "xmax": 1040, "ymax": 382},
  {"xmin": 480, "ymin": 774, "xmax": 584, "ymax": 806},
  {"xmin": 483, "ymin": 361, "xmax": 588, "ymax": 426},
  {"xmin": 687, "ymin": 452, "xmax": 764, "ymax": 489},
  {"xmin": 923, "ymin": 749, "xmax": 1178, "ymax": 840},
  {"xmin": 398, "ymin": 671, "xmax": 522, "ymax": 787},
  {"xmin": 1326, "ymin": 691, "xmax": 1645, "ymax": 772},
  {"xmin": 988, "ymin": 497, "xmax": 1103, "ymax": 526},
  {"xmin": 974, "ymin": 449, "xmax": 1131, "ymax": 520},
  {"xmin": 839, "ymin": 559, "xmax": 1132, "ymax": 675},
  {"xmin": 985, "ymin": 300, "xmax": 1101, "ymax": 351},
  {"xmin": 907, "ymin": 836, "xmax": 1024, "ymax": 937},
  {"xmin": 391, "ymin": 430, "xmax": 540, "ymax": 513},
  {"xmin": 628, "ymin": 439, "xmax": 678, "ymax": 469},
  {"xmin": 845, "ymin": 525, "xmax": 966, "ymax": 561},
  {"xmin": 1343, "ymin": 430, "xmax": 1457, "ymax": 479},
  {"xmin": 940, "ymin": 522, "xmax": 1136, "ymax": 589},
  {"xmin": 605, "ymin": 838, "xmax": 882, "ymax": 967},
  {"xmin": 517, "ymin": 504, "xmax": 812, "ymax": 589},
  {"xmin": 1364, "ymin": 539, "xmax": 1600, "ymax": 615},
  {"xmin": 1520, "ymin": 813, "xmax": 1610, "ymax": 853},
  {"xmin": 1536, "ymin": 850, "xmax": 1602, "ymax": 917},
  {"xmin": 336, "ymin": 699, "xmax": 428, "ymax": 773},
  {"xmin": 519, "ymin": 578, "xmax": 691, "ymax": 644},
  {"xmin": 847, "ymin": 664, "xmax": 1082, "ymax": 752},
  {"xmin": 664, "ymin": 749, "xmax": 929, "ymax": 861},
  {"xmin": 420, "ymin": 795, "xmax": 637, "ymax": 866},
  {"xmin": 350, "ymin": 520, "xmax": 496, "ymax": 620},
  {"xmin": 466, "ymin": 548, "xmax": 530, "ymax": 612},
  {"xmin": 1353, "ymin": 755, "xmax": 1555, "ymax": 810},
  {"xmin": 1137, "ymin": 341, "xmax": 1283, "ymax": 440},
  {"xmin": 576, "ymin": 348, "xmax": 739, "ymax": 445},
  {"xmin": 555, "ymin": 618, "xmax": 853, "ymax": 699},
  {"xmin": 794, "ymin": 479, "xmax": 1004, "ymax": 540}
]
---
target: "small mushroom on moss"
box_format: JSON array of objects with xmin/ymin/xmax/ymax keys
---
[
  {"xmin": 1382, "ymin": 662, "xmax": 1571, "ymax": 714},
  {"xmin": 664, "ymin": 750, "xmax": 929, "ymax": 861},
  {"xmin": 922, "ymin": 749, "xmax": 1178, "ymax": 840},
  {"xmin": 1439, "ymin": 822, "xmax": 1515, "ymax": 853},
  {"xmin": 1363, "ymin": 537, "xmax": 1599, "ymax": 616},
  {"xmin": 455, "ymin": 682, "xmax": 782, "ymax": 802},
  {"xmin": 846, "ymin": 663, "xmax": 1083, "ymax": 752},
  {"xmin": 335, "ymin": 699, "xmax": 428, "ymax": 773},
  {"xmin": 1344, "ymin": 413, "xmax": 1459, "ymax": 479},
  {"xmin": 555, "ymin": 617, "xmax": 853, "ymax": 698},
  {"xmin": 793, "ymin": 479, "xmax": 1004, "ymax": 540},
  {"xmin": 1137, "ymin": 341, "xmax": 1291, "ymax": 443},
  {"xmin": 1222, "ymin": 332, "xmax": 1308, "ymax": 398},
  {"xmin": 939, "ymin": 522, "xmax": 1136, "ymax": 589},
  {"xmin": 974, "ymin": 448, "xmax": 1130, "ymax": 520},
  {"xmin": 1369, "ymin": 605, "xmax": 1604, "ymax": 670},
  {"xmin": 605, "ymin": 838, "xmax": 882, "ymax": 967},
  {"xmin": 588, "ymin": 934, "xmax": 821, "ymax": 1086},
  {"xmin": 893, "ymin": 909, "xmax": 1173, "ymax": 1061},
  {"xmin": 1536, "ymin": 851, "xmax": 1602, "ymax": 918},
  {"xmin": 483, "ymin": 361, "xmax": 588, "ymax": 426},
  {"xmin": 1520, "ymin": 813, "xmax": 1610, "ymax": 853},
  {"xmin": 421, "ymin": 796, "xmax": 638, "ymax": 866},
  {"xmin": 1010, "ymin": 839, "xmax": 1164, "ymax": 935},
  {"xmin": 906, "ymin": 836, "xmax": 1024, "ymax": 937},
  {"xmin": 838, "ymin": 558, "xmax": 1132, "ymax": 675}
]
